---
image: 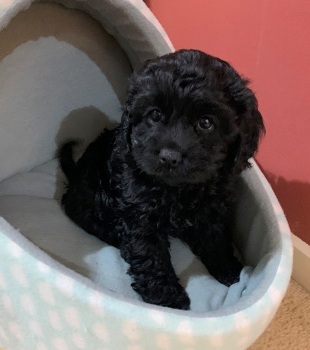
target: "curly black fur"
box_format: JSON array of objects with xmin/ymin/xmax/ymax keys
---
[{"xmin": 59, "ymin": 49, "xmax": 265, "ymax": 310}]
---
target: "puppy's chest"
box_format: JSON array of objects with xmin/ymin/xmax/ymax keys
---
[
  {"xmin": 127, "ymin": 187, "xmax": 208, "ymax": 230},
  {"xmin": 167, "ymin": 195, "xmax": 207, "ymax": 230}
]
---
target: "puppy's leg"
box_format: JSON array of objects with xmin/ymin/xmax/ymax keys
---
[
  {"xmin": 120, "ymin": 230, "xmax": 190, "ymax": 310},
  {"xmin": 180, "ymin": 226, "xmax": 243, "ymax": 286}
]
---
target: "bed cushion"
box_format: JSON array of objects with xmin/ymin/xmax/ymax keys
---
[
  {"xmin": 0, "ymin": 157, "xmax": 292, "ymax": 349},
  {"xmin": 0, "ymin": 2, "xmax": 133, "ymax": 183},
  {"xmin": 0, "ymin": 1, "xmax": 292, "ymax": 349},
  {"xmin": 0, "ymin": 159, "xmax": 251, "ymax": 312}
]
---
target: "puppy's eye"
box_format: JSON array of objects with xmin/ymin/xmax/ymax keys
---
[
  {"xmin": 198, "ymin": 117, "xmax": 214, "ymax": 131},
  {"xmin": 148, "ymin": 109, "xmax": 162, "ymax": 123}
]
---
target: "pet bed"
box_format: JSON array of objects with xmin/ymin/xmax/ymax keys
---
[{"xmin": 0, "ymin": 1, "xmax": 293, "ymax": 349}]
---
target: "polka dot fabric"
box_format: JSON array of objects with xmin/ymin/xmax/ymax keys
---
[
  {"xmin": 0, "ymin": 0, "xmax": 292, "ymax": 349},
  {"xmin": 0, "ymin": 161, "xmax": 292, "ymax": 350}
]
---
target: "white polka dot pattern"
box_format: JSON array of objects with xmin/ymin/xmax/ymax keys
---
[
  {"xmin": 0, "ymin": 161, "xmax": 293, "ymax": 350},
  {"xmin": 0, "ymin": 0, "xmax": 292, "ymax": 348},
  {"xmin": 72, "ymin": 333, "xmax": 86, "ymax": 349}
]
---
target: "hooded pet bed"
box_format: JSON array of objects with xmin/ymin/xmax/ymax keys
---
[{"xmin": 0, "ymin": 1, "xmax": 293, "ymax": 349}]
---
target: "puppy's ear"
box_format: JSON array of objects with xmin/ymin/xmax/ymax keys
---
[
  {"xmin": 120, "ymin": 85, "xmax": 137, "ymax": 154},
  {"xmin": 232, "ymin": 107, "xmax": 265, "ymax": 174},
  {"xmin": 224, "ymin": 70, "xmax": 265, "ymax": 174},
  {"xmin": 122, "ymin": 103, "xmax": 131, "ymax": 122},
  {"xmin": 122, "ymin": 73, "xmax": 139, "ymax": 123},
  {"xmin": 120, "ymin": 104, "xmax": 132, "ymax": 150}
]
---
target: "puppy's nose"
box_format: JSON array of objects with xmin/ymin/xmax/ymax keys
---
[{"xmin": 159, "ymin": 148, "xmax": 182, "ymax": 166}]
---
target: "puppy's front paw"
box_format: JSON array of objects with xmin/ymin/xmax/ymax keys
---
[
  {"xmin": 165, "ymin": 284, "xmax": 190, "ymax": 310},
  {"xmin": 210, "ymin": 259, "xmax": 243, "ymax": 287},
  {"xmin": 141, "ymin": 282, "xmax": 190, "ymax": 310}
]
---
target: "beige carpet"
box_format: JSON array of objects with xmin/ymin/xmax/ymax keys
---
[{"xmin": 250, "ymin": 279, "xmax": 310, "ymax": 349}]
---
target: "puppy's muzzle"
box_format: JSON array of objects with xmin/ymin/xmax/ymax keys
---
[{"xmin": 159, "ymin": 148, "xmax": 182, "ymax": 167}]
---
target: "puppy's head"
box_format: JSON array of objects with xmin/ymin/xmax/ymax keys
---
[{"xmin": 123, "ymin": 49, "xmax": 265, "ymax": 186}]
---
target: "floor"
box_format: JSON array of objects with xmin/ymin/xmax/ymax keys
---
[{"xmin": 250, "ymin": 279, "xmax": 310, "ymax": 349}]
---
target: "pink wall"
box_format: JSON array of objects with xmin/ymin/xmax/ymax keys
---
[{"xmin": 147, "ymin": 0, "xmax": 310, "ymax": 244}]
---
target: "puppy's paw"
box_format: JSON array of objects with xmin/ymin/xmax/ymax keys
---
[
  {"xmin": 210, "ymin": 260, "xmax": 243, "ymax": 287},
  {"xmin": 142, "ymin": 283, "xmax": 190, "ymax": 310},
  {"xmin": 164, "ymin": 284, "xmax": 191, "ymax": 310}
]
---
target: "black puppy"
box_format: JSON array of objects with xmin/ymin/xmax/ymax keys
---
[{"xmin": 59, "ymin": 49, "xmax": 265, "ymax": 310}]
